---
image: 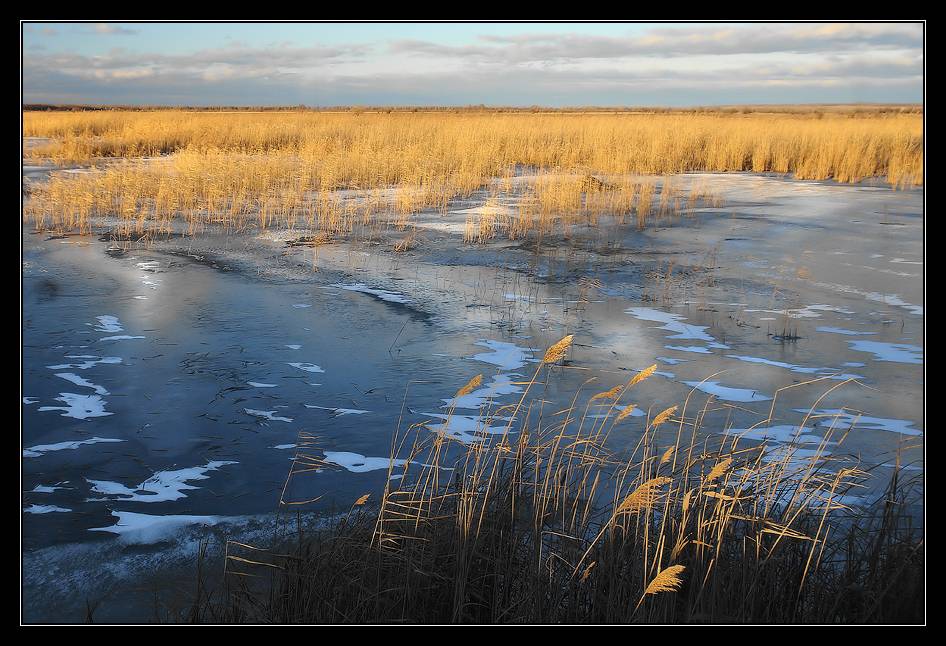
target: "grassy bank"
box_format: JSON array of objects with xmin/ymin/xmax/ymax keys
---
[
  {"xmin": 188, "ymin": 337, "xmax": 923, "ymax": 624},
  {"xmin": 23, "ymin": 110, "xmax": 922, "ymax": 239}
]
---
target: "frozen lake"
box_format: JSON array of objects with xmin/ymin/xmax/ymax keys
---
[{"xmin": 21, "ymin": 173, "xmax": 923, "ymax": 621}]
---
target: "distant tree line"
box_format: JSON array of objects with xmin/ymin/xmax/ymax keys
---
[{"xmin": 22, "ymin": 103, "xmax": 923, "ymax": 115}]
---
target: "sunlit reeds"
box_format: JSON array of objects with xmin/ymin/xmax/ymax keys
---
[
  {"xmin": 210, "ymin": 336, "xmax": 923, "ymax": 624},
  {"xmin": 23, "ymin": 110, "xmax": 922, "ymax": 238}
]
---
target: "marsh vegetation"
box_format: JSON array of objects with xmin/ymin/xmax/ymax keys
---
[{"xmin": 21, "ymin": 107, "xmax": 923, "ymax": 624}]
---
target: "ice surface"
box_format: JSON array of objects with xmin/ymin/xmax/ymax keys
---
[{"xmin": 683, "ymin": 381, "xmax": 772, "ymax": 403}]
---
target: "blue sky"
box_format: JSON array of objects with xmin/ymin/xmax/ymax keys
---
[{"xmin": 22, "ymin": 22, "xmax": 924, "ymax": 106}]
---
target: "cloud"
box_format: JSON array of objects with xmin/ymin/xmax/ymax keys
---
[
  {"xmin": 21, "ymin": 23, "xmax": 923, "ymax": 106},
  {"xmin": 24, "ymin": 42, "xmax": 371, "ymax": 85},
  {"xmin": 392, "ymin": 23, "xmax": 922, "ymax": 62},
  {"xmin": 90, "ymin": 23, "xmax": 139, "ymax": 36}
]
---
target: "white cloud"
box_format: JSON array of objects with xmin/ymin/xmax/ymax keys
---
[{"xmin": 21, "ymin": 23, "xmax": 924, "ymax": 105}]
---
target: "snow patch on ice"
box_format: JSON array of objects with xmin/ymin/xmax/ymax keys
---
[
  {"xmin": 38, "ymin": 393, "xmax": 113, "ymax": 419},
  {"xmin": 331, "ymin": 283, "xmax": 411, "ymax": 304},
  {"xmin": 87, "ymin": 460, "xmax": 237, "ymax": 504},
  {"xmin": 245, "ymin": 409, "xmax": 293, "ymax": 423},
  {"xmin": 683, "ymin": 381, "xmax": 772, "ymax": 403},
  {"xmin": 23, "ymin": 437, "xmax": 124, "ymax": 458}
]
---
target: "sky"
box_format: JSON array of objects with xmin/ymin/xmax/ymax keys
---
[{"xmin": 21, "ymin": 22, "xmax": 924, "ymax": 107}]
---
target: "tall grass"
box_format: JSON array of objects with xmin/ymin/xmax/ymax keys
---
[
  {"xmin": 23, "ymin": 111, "xmax": 922, "ymax": 237},
  {"xmin": 209, "ymin": 337, "xmax": 923, "ymax": 624}
]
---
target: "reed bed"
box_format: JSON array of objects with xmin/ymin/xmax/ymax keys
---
[
  {"xmin": 209, "ymin": 336, "xmax": 923, "ymax": 624},
  {"xmin": 24, "ymin": 111, "xmax": 922, "ymax": 238}
]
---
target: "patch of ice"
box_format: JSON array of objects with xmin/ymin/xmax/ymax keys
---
[
  {"xmin": 54, "ymin": 372, "xmax": 109, "ymax": 396},
  {"xmin": 47, "ymin": 355, "xmax": 121, "ymax": 370},
  {"xmin": 656, "ymin": 356, "xmax": 689, "ymax": 366},
  {"xmin": 726, "ymin": 354, "xmax": 821, "ymax": 374},
  {"xmin": 323, "ymin": 451, "xmax": 407, "ymax": 473},
  {"xmin": 470, "ymin": 339, "xmax": 536, "ymax": 370},
  {"xmin": 816, "ymin": 326, "xmax": 876, "ymax": 336},
  {"xmin": 879, "ymin": 462, "xmax": 922, "ymax": 471},
  {"xmin": 23, "ymin": 437, "xmax": 124, "ymax": 458},
  {"xmin": 683, "ymin": 381, "xmax": 772, "ymax": 403},
  {"xmin": 87, "ymin": 460, "xmax": 237, "ymax": 503},
  {"xmin": 30, "ymin": 482, "xmax": 70, "ymax": 493},
  {"xmin": 798, "ymin": 409, "xmax": 922, "ymax": 436},
  {"xmin": 725, "ymin": 355, "xmax": 863, "ymax": 381},
  {"xmin": 759, "ymin": 445, "xmax": 830, "ymax": 467},
  {"xmin": 292, "ymin": 304, "xmax": 312, "ymax": 309},
  {"xmin": 89, "ymin": 511, "xmax": 223, "ymax": 544},
  {"xmin": 422, "ymin": 412, "xmax": 515, "ymax": 444},
  {"xmin": 93, "ymin": 315, "xmax": 123, "ymax": 333},
  {"xmin": 99, "ymin": 335, "xmax": 145, "ymax": 341},
  {"xmin": 744, "ymin": 304, "xmax": 854, "ymax": 319},
  {"xmin": 304, "ymin": 405, "xmax": 369, "ymax": 416},
  {"xmin": 38, "ymin": 393, "xmax": 113, "ymax": 420},
  {"xmin": 810, "ymin": 282, "xmax": 922, "ymax": 316},
  {"xmin": 847, "ymin": 340, "xmax": 922, "ymax": 364},
  {"xmin": 248, "ymin": 382, "xmax": 278, "ymax": 388},
  {"xmin": 288, "ymin": 362, "xmax": 325, "ymax": 373},
  {"xmin": 245, "ymin": 409, "xmax": 293, "ymax": 423},
  {"xmin": 286, "ymin": 344, "xmax": 302, "ymax": 350},
  {"xmin": 664, "ymin": 345, "xmax": 712, "ymax": 354},
  {"xmin": 272, "ymin": 444, "xmax": 297, "ymax": 450},
  {"xmin": 442, "ymin": 373, "xmax": 523, "ymax": 410},
  {"xmin": 23, "ymin": 397, "xmax": 39, "ymax": 405},
  {"xmin": 723, "ymin": 425, "xmax": 827, "ymax": 445},
  {"xmin": 323, "ymin": 451, "xmax": 446, "ymax": 474},
  {"xmin": 331, "ymin": 283, "xmax": 411, "ymax": 304},
  {"xmin": 587, "ymin": 404, "xmax": 645, "ymax": 420},
  {"xmin": 24, "ymin": 505, "xmax": 71, "ymax": 514},
  {"xmin": 626, "ymin": 307, "xmax": 716, "ymax": 342}
]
